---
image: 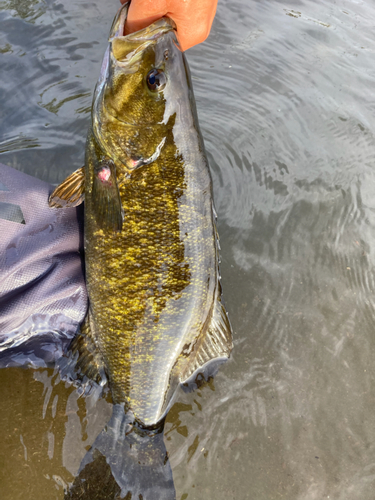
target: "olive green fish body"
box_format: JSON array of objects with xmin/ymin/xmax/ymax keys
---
[
  {"xmin": 50, "ymin": 4, "xmax": 232, "ymax": 429},
  {"xmin": 85, "ymin": 126, "xmax": 216, "ymax": 424}
]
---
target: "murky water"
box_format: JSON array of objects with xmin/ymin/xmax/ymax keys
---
[{"xmin": 2, "ymin": 0, "xmax": 375, "ymax": 498}]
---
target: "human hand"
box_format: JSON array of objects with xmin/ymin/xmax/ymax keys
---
[{"xmin": 121, "ymin": 0, "xmax": 218, "ymax": 51}]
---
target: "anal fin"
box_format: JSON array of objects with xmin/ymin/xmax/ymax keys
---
[
  {"xmin": 70, "ymin": 311, "xmax": 107, "ymax": 386},
  {"xmin": 181, "ymin": 292, "xmax": 233, "ymax": 384},
  {"xmin": 49, "ymin": 167, "xmax": 85, "ymax": 208},
  {"xmin": 58, "ymin": 311, "xmax": 107, "ymax": 392}
]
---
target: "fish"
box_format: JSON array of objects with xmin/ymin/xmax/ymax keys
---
[{"xmin": 49, "ymin": 2, "xmax": 233, "ymax": 499}]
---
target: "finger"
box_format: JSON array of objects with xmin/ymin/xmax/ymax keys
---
[
  {"xmin": 123, "ymin": 0, "xmax": 218, "ymax": 51},
  {"xmin": 124, "ymin": 0, "xmax": 168, "ymax": 36},
  {"xmin": 166, "ymin": 0, "xmax": 218, "ymax": 51}
]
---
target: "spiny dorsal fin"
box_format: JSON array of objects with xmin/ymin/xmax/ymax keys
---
[
  {"xmin": 181, "ymin": 293, "xmax": 233, "ymax": 384},
  {"xmin": 49, "ymin": 166, "xmax": 85, "ymax": 208},
  {"xmin": 92, "ymin": 160, "xmax": 123, "ymax": 232}
]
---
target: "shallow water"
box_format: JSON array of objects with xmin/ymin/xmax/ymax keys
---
[{"xmin": 2, "ymin": 0, "xmax": 375, "ymax": 498}]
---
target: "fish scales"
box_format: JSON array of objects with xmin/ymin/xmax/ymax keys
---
[
  {"xmin": 50, "ymin": 5, "xmax": 232, "ymax": 430},
  {"xmin": 85, "ymin": 129, "xmax": 215, "ymax": 424}
]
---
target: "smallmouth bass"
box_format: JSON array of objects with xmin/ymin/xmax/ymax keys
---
[{"xmin": 50, "ymin": 3, "xmax": 232, "ymax": 498}]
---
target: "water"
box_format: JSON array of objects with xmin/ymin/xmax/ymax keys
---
[{"xmin": 1, "ymin": 0, "xmax": 375, "ymax": 498}]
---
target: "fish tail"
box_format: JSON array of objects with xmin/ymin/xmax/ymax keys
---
[{"xmin": 64, "ymin": 404, "xmax": 176, "ymax": 500}]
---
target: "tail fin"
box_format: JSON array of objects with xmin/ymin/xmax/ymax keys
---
[{"xmin": 65, "ymin": 404, "xmax": 176, "ymax": 500}]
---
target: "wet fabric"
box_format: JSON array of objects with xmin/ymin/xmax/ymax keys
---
[{"xmin": 0, "ymin": 163, "xmax": 87, "ymax": 368}]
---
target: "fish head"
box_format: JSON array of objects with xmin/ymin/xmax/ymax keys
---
[{"xmin": 89, "ymin": 3, "xmax": 191, "ymax": 174}]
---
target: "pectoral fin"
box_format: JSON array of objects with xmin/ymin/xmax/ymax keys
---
[
  {"xmin": 181, "ymin": 291, "xmax": 233, "ymax": 384},
  {"xmin": 49, "ymin": 167, "xmax": 85, "ymax": 208},
  {"xmin": 92, "ymin": 161, "xmax": 123, "ymax": 232}
]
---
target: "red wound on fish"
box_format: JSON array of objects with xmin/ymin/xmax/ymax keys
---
[{"xmin": 97, "ymin": 166, "xmax": 111, "ymax": 184}]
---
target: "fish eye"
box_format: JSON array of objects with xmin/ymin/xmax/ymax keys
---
[{"xmin": 146, "ymin": 69, "xmax": 166, "ymax": 92}]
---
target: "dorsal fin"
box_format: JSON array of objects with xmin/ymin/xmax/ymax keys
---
[
  {"xmin": 180, "ymin": 289, "xmax": 233, "ymax": 384},
  {"xmin": 49, "ymin": 166, "xmax": 85, "ymax": 208},
  {"xmin": 180, "ymin": 207, "xmax": 233, "ymax": 383}
]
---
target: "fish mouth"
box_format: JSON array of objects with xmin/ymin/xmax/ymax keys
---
[
  {"xmin": 94, "ymin": 2, "xmax": 175, "ymax": 110},
  {"xmin": 110, "ymin": 2, "xmax": 175, "ymax": 40},
  {"xmin": 109, "ymin": 2, "xmax": 175, "ymax": 67}
]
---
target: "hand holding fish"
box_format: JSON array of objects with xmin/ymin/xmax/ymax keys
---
[{"xmin": 122, "ymin": 0, "xmax": 218, "ymax": 51}]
